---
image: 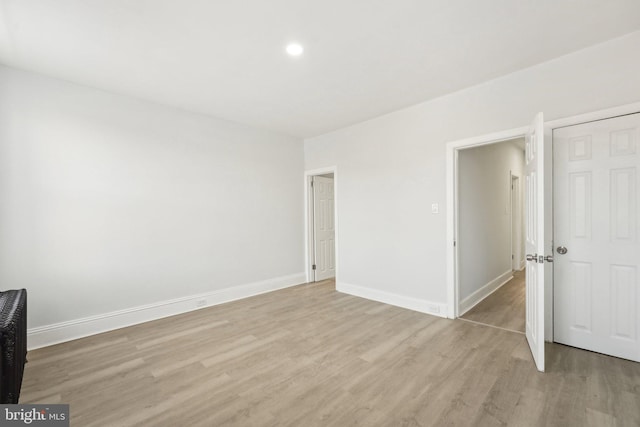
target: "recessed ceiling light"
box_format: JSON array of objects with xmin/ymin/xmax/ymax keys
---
[{"xmin": 286, "ymin": 43, "xmax": 304, "ymax": 56}]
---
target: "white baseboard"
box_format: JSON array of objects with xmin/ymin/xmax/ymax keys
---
[
  {"xmin": 27, "ymin": 272, "xmax": 306, "ymax": 350},
  {"xmin": 336, "ymin": 282, "xmax": 447, "ymax": 318},
  {"xmin": 458, "ymin": 270, "xmax": 513, "ymax": 316}
]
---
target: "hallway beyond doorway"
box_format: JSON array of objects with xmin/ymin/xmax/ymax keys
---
[{"xmin": 461, "ymin": 270, "xmax": 525, "ymax": 333}]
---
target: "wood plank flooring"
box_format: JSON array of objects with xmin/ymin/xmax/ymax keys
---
[
  {"xmin": 461, "ymin": 270, "xmax": 526, "ymax": 333},
  {"xmin": 21, "ymin": 280, "xmax": 640, "ymax": 426}
]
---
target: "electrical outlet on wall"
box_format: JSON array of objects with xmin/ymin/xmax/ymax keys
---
[{"xmin": 431, "ymin": 203, "xmax": 439, "ymax": 214}]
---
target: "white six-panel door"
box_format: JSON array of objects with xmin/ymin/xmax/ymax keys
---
[
  {"xmin": 554, "ymin": 113, "xmax": 640, "ymax": 362},
  {"xmin": 525, "ymin": 112, "xmax": 546, "ymax": 372},
  {"xmin": 312, "ymin": 176, "xmax": 336, "ymax": 281}
]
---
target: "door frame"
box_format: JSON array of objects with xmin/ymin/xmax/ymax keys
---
[
  {"xmin": 446, "ymin": 126, "xmax": 529, "ymax": 319},
  {"xmin": 546, "ymin": 101, "xmax": 640, "ymax": 344},
  {"xmin": 545, "ymin": 102, "xmax": 640, "ymax": 130},
  {"xmin": 304, "ymin": 166, "xmax": 339, "ymax": 283}
]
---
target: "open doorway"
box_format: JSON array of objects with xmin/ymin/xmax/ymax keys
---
[
  {"xmin": 305, "ymin": 167, "xmax": 337, "ymax": 283},
  {"xmin": 445, "ymin": 116, "xmax": 549, "ymax": 373},
  {"xmin": 455, "ymin": 138, "xmax": 526, "ymax": 333}
]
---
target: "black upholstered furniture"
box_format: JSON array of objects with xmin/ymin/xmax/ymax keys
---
[{"xmin": 0, "ymin": 289, "xmax": 27, "ymax": 404}]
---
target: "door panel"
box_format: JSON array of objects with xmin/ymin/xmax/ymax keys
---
[
  {"xmin": 569, "ymin": 172, "xmax": 591, "ymax": 239},
  {"xmin": 554, "ymin": 113, "xmax": 640, "ymax": 362},
  {"xmin": 570, "ymin": 261, "xmax": 592, "ymax": 332},
  {"xmin": 525, "ymin": 112, "xmax": 546, "ymax": 372},
  {"xmin": 313, "ymin": 176, "xmax": 335, "ymax": 281}
]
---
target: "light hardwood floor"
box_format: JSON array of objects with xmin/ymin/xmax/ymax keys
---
[
  {"xmin": 461, "ymin": 270, "xmax": 526, "ymax": 333},
  {"xmin": 22, "ymin": 280, "xmax": 640, "ymax": 426}
]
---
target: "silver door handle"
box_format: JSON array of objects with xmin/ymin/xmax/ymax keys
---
[
  {"xmin": 526, "ymin": 254, "xmax": 537, "ymax": 262},
  {"xmin": 556, "ymin": 246, "xmax": 568, "ymax": 255}
]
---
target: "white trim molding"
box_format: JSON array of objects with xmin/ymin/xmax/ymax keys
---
[
  {"xmin": 546, "ymin": 101, "xmax": 640, "ymax": 130},
  {"xmin": 337, "ymin": 281, "xmax": 447, "ymax": 318},
  {"xmin": 27, "ymin": 272, "xmax": 306, "ymax": 350},
  {"xmin": 458, "ymin": 270, "xmax": 513, "ymax": 316}
]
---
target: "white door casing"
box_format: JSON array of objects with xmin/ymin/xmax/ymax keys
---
[
  {"xmin": 525, "ymin": 112, "xmax": 546, "ymax": 372},
  {"xmin": 553, "ymin": 113, "xmax": 639, "ymax": 362},
  {"xmin": 312, "ymin": 176, "xmax": 336, "ymax": 281}
]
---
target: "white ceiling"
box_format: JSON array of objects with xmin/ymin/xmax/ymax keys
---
[{"xmin": 1, "ymin": 1, "xmax": 640, "ymax": 138}]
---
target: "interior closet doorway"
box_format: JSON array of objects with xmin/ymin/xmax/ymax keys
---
[
  {"xmin": 552, "ymin": 112, "xmax": 640, "ymax": 363},
  {"xmin": 305, "ymin": 167, "xmax": 338, "ymax": 283}
]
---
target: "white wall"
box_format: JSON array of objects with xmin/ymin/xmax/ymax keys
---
[
  {"xmin": 458, "ymin": 141, "xmax": 524, "ymax": 304},
  {"xmin": 304, "ymin": 31, "xmax": 640, "ymax": 313},
  {"xmin": 0, "ymin": 65, "xmax": 305, "ymax": 336},
  {"xmin": 512, "ymin": 174, "xmax": 525, "ymax": 271}
]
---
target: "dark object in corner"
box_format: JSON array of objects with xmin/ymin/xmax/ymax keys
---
[{"xmin": 0, "ymin": 289, "xmax": 27, "ymax": 403}]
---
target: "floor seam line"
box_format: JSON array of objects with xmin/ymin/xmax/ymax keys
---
[{"xmin": 457, "ymin": 318, "xmax": 525, "ymax": 335}]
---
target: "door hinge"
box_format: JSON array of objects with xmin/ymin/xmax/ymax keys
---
[
  {"xmin": 311, "ymin": 179, "xmax": 314, "ymax": 187},
  {"xmin": 512, "ymin": 254, "xmax": 514, "ymax": 260},
  {"xmin": 312, "ymin": 264, "xmax": 316, "ymax": 270}
]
